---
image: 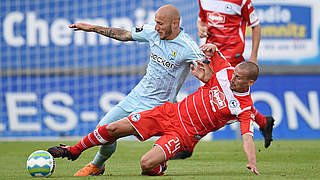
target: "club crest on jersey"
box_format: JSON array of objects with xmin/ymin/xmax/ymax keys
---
[
  {"xmin": 131, "ymin": 113, "xmax": 141, "ymax": 122},
  {"xmin": 250, "ymin": 113, "xmax": 255, "ymax": 121},
  {"xmin": 225, "ymin": 4, "xmax": 232, "ymax": 12},
  {"xmin": 135, "ymin": 25, "xmax": 143, "ymax": 32},
  {"xmin": 209, "ymin": 86, "xmax": 226, "ymax": 109},
  {"xmin": 207, "ymin": 12, "xmax": 225, "ymax": 26},
  {"xmin": 168, "ymin": 50, "xmax": 177, "ymax": 60},
  {"xmin": 229, "ymin": 99, "xmax": 239, "ymax": 108}
]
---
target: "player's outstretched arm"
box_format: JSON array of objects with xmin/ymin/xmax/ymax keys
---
[
  {"xmin": 69, "ymin": 22, "xmax": 134, "ymax": 41},
  {"xmin": 242, "ymin": 134, "xmax": 260, "ymax": 175},
  {"xmin": 248, "ymin": 24, "xmax": 261, "ymax": 65}
]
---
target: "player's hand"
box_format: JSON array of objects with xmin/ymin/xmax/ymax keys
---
[
  {"xmin": 69, "ymin": 22, "xmax": 95, "ymax": 32},
  {"xmin": 246, "ymin": 164, "xmax": 260, "ymax": 175},
  {"xmin": 197, "ymin": 21, "xmax": 208, "ymax": 38},
  {"xmin": 198, "ymin": 26, "xmax": 208, "ymax": 38},
  {"xmin": 191, "ymin": 60, "xmax": 213, "ymax": 83},
  {"xmin": 191, "ymin": 60, "xmax": 205, "ymax": 79},
  {"xmin": 200, "ymin": 43, "xmax": 217, "ymax": 58}
]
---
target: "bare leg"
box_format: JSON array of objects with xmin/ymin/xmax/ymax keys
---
[
  {"xmin": 48, "ymin": 118, "xmax": 138, "ymax": 160},
  {"xmin": 92, "ymin": 106, "xmax": 130, "ymax": 168},
  {"xmin": 140, "ymin": 145, "xmax": 167, "ymax": 175}
]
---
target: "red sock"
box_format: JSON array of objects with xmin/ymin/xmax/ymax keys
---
[
  {"xmin": 70, "ymin": 125, "xmax": 114, "ymax": 155},
  {"xmin": 254, "ymin": 110, "xmax": 266, "ymax": 128},
  {"xmin": 141, "ymin": 165, "xmax": 163, "ymax": 176},
  {"xmin": 141, "ymin": 162, "xmax": 166, "ymax": 176}
]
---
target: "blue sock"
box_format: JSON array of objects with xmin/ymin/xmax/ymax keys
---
[{"xmin": 92, "ymin": 142, "xmax": 117, "ymax": 168}]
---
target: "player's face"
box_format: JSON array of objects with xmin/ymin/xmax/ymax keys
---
[
  {"xmin": 155, "ymin": 13, "xmax": 173, "ymax": 40},
  {"xmin": 230, "ymin": 67, "xmax": 251, "ymax": 92}
]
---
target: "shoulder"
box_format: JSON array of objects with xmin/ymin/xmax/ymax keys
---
[
  {"xmin": 178, "ymin": 31, "xmax": 195, "ymax": 44},
  {"xmin": 178, "ymin": 31, "xmax": 201, "ymax": 53},
  {"xmin": 132, "ymin": 23, "xmax": 159, "ymax": 41},
  {"xmin": 234, "ymin": 93, "xmax": 254, "ymax": 116},
  {"xmin": 142, "ymin": 23, "xmax": 155, "ymax": 30},
  {"xmin": 133, "ymin": 23, "xmax": 157, "ymax": 35},
  {"xmin": 234, "ymin": 92, "xmax": 253, "ymax": 105},
  {"xmin": 233, "ymin": 93, "xmax": 253, "ymax": 115}
]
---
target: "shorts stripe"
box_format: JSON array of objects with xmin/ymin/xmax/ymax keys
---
[
  {"xmin": 127, "ymin": 118, "xmax": 145, "ymax": 141},
  {"xmin": 154, "ymin": 144, "xmax": 168, "ymax": 161}
]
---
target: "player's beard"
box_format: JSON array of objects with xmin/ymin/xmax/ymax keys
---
[
  {"xmin": 230, "ymin": 82, "xmax": 236, "ymax": 91},
  {"xmin": 161, "ymin": 25, "xmax": 173, "ymax": 40}
]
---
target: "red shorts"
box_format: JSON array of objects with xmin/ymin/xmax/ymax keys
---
[{"xmin": 127, "ymin": 102, "xmax": 199, "ymax": 160}]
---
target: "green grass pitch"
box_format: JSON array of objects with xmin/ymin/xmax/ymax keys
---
[{"xmin": 0, "ymin": 140, "xmax": 319, "ymax": 179}]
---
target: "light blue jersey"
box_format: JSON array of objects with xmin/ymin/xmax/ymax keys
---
[
  {"xmin": 117, "ymin": 23, "xmax": 204, "ymax": 113},
  {"xmin": 93, "ymin": 23, "xmax": 204, "ymax": 168}
]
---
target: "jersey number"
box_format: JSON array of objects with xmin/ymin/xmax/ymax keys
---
[{"xmin": 164, "ymin": 137, "xmax": 181, "ymax": 155}]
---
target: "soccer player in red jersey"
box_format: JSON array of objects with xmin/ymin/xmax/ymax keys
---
[
  {"xmin": 197, "ymin": 0, "xmax": 261, "ymax": 66},
  {"xmin": 192, "ymin": 1, "xmax": 274, "ymax": 158},
  {"xmin": 48, "ymin": 44, "xmax": 273, "ymax": 176}
]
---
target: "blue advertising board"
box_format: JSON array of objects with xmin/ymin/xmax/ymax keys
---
[
  {"xmin": 244, "ymin": 0, "xmax": 320, "ymax": 65},
  {"xmin": 1, "ymin": 74, "xmax": 320, "ymax": 139},
  {"xmin": 0, "ymin": 0, "xmax": 199, "ymax": 70},
  {"xmin": 0, "ymin": 0, "xmax": 320, "ymax": 139}
]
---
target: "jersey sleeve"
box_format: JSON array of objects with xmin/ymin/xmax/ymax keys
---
[
  {"xmin": 198, "ymin": 0, "xmax": 206, "ymax": 22},
  {"xmin": 131, "ymin": 23, "xmax": 156, "ymax": 42},
  {"xmin": 241, "ymin": 0, "xmax": 259, "ymax": 27},
  {"xmin": 182, "ymin": 39, "xmax": 206, "ymax": 65},
  {"xmin": 209, "ymin": 50, "xmax": 232, "ymax": 73},
  {"xmin": 238, "ymin": 110, "xmax": 255, "ymax": 136}
]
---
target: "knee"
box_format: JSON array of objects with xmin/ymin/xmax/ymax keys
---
[
  {"xmin": 105, "ymin": 123, "xmax": 118, "ymax": 136},
  {"xmin": 140, "ymin": 156, "xmax": 154, "ymax": 171}
]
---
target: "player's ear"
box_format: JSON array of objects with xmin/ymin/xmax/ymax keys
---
[
  {"xmin": 172, "ymin": 19, "xmax": 179, "ymax": 28},
  {"xmin": 248, "ymin": 80, "xmax": 255, "ymax": 87}
]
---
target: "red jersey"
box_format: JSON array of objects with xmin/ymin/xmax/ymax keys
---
[
  {"xmin": 177, "ymin": 51, "xmax": 255, "ymax": 137},
  {"xmin": 198, "ymin": 0, "xmax": 259, "ymax": 66}
]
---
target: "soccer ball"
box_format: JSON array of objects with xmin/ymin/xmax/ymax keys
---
[{"xmin": 26, "ymin": 150, "xmax": 55, "ymax": 177}]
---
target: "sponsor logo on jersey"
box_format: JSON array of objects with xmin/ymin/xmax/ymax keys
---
[
  {"xmin": 131, "ymin": 113, "xmax": 141, "ymax": 122},
  {"xmin": 151, "ymin": 52, "xmax": 174, "ymax": 68},
  {"xmin": 207, "ymin": 12, "xmax": 225, "ymax": 26},
  {"xmin": 209, "ymin": 86, "xmax": 226, "ymax": 109}
]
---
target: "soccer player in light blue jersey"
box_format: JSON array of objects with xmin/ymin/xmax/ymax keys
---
[{"xmin": 68, "ymin": 4, "xmax": 204, "ymax": 176}]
